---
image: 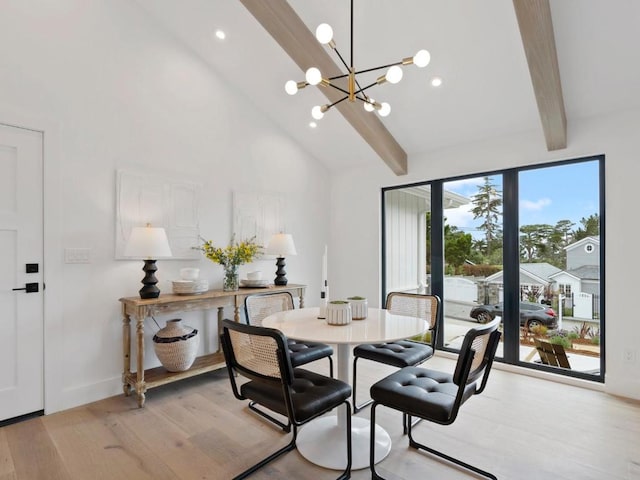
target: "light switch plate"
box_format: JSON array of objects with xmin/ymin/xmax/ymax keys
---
[{"xmin": 64, "ymin": 248, "xmax": 91, "ymax": 264}]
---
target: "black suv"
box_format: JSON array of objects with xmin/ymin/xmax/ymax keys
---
[{"xmin": 470, "ymin": 301, "xmax": 557, "ymax": 330}]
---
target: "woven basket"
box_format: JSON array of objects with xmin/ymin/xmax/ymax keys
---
[{"xmin": 153, "ymin": 319, "xmax": 199, "ymax": 372}]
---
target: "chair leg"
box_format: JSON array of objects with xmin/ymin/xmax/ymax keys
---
[
  {"xmin": 402, "ymin": 413, "xmax": 423, "ymax": 435},
  {"xmin": 369, "ymin": 402, "xmax": 386, "ymax": 480},
  {"xmin": 336, "ymin": 400, "xmax": 352, "ymax": 480},
  {"xmin": 407, "ymin": 417, "xmax": 497, "ymax": 480},
  {"xmin": 248, "ymin": 401, "xmax": 291, "ymax": 432},
  {"xmin": 232, "ymin": 425, "xmax": 297, "ymax": 480},
  {"xmin": 352, "ymin": 356, "xmax": 373, "ymax": 413}
]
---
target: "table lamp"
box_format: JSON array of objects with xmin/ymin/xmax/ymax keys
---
[
  {"xmin": 124, "ymin": 224, "xmax": 172, "ymax": 298},
  {"xmin": 265, "ymin": 233, "xmax": 297, "ymax": 286}
]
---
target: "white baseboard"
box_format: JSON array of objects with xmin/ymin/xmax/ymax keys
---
[{"xmin": 46, "ymin": 375, "xmax": 123, "ymax": 414}]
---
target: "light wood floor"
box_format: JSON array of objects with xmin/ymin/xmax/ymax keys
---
[{"xmin": 1, "ymin": 356, "xmax": 639, "ymax": 480}]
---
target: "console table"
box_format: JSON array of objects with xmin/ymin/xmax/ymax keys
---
[{"xmin": 119, "ymin": 284, "xmax": 306, "ymax": 407}]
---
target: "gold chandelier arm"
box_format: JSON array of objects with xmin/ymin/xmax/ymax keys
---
[
  {"xmin": 353, "ymin": 81, "xmax": 379, "ymax": 96},
  {"xmin": 325, "ymin": 80, "xmax": 377, "ymax": 98},
  {"xmin": 332, "ymin": 46, "xmax": 351, "ymax": 74},
  {"xmin": 325, "ymin": 83, "xmax": 351, "ymax": 96},
  {"xmin": 353, "ymin": 60, "xmax": 404, "ymax": 76},
  {"xmin": 328, "ymin": 72, "xmax": 350, "ymax": 81},
  {"xmin": 327, "ymin": 47, "xmax": 369, "ymax": 100},
  {"xmin": 327, "ymin": 95, "xmax": 350, "ymax": 109}
]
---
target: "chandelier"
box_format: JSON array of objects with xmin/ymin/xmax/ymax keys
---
[{"xmin": 284, "ymin": 0, "xmax": 431, "ymax": 121}]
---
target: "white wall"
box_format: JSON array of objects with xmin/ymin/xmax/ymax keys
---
[
  {"xmin": 330, "ymin": 109, "xmax": 640, "ymax": 400},
  {"xmin": 0, "ymin": 0, "xmax": 329, "ymax": 413}
]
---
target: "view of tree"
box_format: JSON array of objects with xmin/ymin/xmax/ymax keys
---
[
  {"xmin": 574, "ymin": 214, "xmax": 600, "ymax": 241},
  {"xmin": 444, "ymin": 223, "xmax": 472, "ymax": 274},
  {"xmin": 437, "ymin": 180, "xmax": 598, "ymax": 271},
  {"xmin": 470, "ymin": 177, "xmax": 503, "ymax": 257},
  {"xmin": 518, "ymin": 222, "xmax": 570, "ymax": 268}
]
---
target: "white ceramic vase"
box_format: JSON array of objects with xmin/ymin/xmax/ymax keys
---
[
  {"xmin": 348, "ymin": 296, "xmax": 368, "ymax": 320},
  {"xmin": 326, "ymin": 301, "xmax": 352, "ymax": 326}
]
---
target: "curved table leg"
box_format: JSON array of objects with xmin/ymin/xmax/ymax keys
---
[
  {"xmin": 296, "ymin": 415, "xmax": 391, "ymax": 470},
  {"xmin": 296, "ymin": 343, "xmax": 392, "ymax": 470}
]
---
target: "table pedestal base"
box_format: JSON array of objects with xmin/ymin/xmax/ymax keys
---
[{"xmin": 296, "ymin": 415, "xmax": 391, "ymax": 470}]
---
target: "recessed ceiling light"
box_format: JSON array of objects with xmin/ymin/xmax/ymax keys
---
[
  {"xmin": 309, "ymin": 121, "xmax": 317, "ymax": 128},
  {"xmin": 430, "ymin": 76, "xmax": 443, "ymax": 87},
  {"xmin": 214, "ymin": 30, "xmax": 226, "ymax": 40}
]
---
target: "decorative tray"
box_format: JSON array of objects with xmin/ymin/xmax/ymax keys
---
[
  {"xmin": 172, "ymin": 279, "xmax": 209, "ymax": 295},
  {"xmin": 239, "ymin": 279, "xmax": 270, "ymax": 288}
]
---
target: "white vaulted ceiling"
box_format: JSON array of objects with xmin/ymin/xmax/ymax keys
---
[{"xmin": 134, "ymin": 0, "xmax": 640, "ymax": 174}]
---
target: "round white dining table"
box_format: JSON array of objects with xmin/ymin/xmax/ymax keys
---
[{"xmin": 262, "ymin": 306, "xmax": 428, "ymax": 471}]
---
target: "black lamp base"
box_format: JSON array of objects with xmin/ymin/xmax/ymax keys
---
[
  {"xmin": 139, "ymin": 259, "xmax": 161, "ymax": 299},
  {"xmin": 273, "ymin": 257, "xmax": 288, "ymax": 286}
]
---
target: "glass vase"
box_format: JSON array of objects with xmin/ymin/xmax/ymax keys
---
[{"xmin": 223, "ymin": 265, "xmax": 239, "ymax": 291}]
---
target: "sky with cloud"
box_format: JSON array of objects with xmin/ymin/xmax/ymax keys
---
[{"xmin": 443, "ymin": 160, "xmax": 599, "ymax": 238}]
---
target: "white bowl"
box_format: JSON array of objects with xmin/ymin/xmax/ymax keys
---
[
  {"xmin": 180, "ymin": 267, "xmax": 200, "ymax": 280},
  {"xmin": 247, "ymin": 271, "xmax": 263, "ymax": 280}
]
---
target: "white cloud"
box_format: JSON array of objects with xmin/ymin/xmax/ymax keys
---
[
  {"xmin": 521, "ymin": 198, "xmax": 552, "ymax": 211},
  {"xmin": 446, "ymin": 178, "xmax": 483, "ymax": 190},
  {"xmin": 444, "ymin": 203, "xmax": 475, "ymax": 227}
]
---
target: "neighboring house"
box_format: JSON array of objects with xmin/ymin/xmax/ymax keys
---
[
  {"xmin": 484, "ymin": 262, "xmax": 563, "ymax": 302},
  {"xmin": 482, "ymin": 238, "xmax": 601, "ymax": 319},
  {"xmin": 384, "ymin": 186, "xmax": 469, "ymax": 292},
  {"xmin": 550, "ymin": 236, "xmax": 601, "ymax": 318},
  {"xmin": 565, "ymin": 236, "xmax": 600, "ymax": 270}
]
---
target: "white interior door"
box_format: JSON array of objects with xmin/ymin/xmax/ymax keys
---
[{"xmin": 0, "ymin": 123, "xmax": 44, "ymax": 422}]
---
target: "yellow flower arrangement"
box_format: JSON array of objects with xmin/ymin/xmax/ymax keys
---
[
  {"xmin": 198, "ymin": 236, "xmax": 261, "ymax": 291},
  {"xmin": 199, "ymin": 236, "xmax": 261, "ymax": 268}
]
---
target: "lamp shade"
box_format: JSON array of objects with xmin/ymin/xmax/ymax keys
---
[
  {"xmin": 124, "ymin": 226, "xmax": 172, "ymax": 259},
  {"xmin": 265, "ymin": 233, "xmax": 297, "ymax": 257}
]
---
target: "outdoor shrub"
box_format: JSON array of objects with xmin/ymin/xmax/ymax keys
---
[
  {"xmin": 549, "ymin": 335, "xmax": 572, "ymax": 349},
  {"xmin": 573, "ymin": 322, "xmax": 593, "ymax": 339},
  {"xmin": 462, "ymin": 264, "xmax": 502, "ymax": 277},
  {"xmin": 567, "ymin": 331, "xmax": 580, "ymax": 340},
  {"xmin": 590, "ymin": 336, "xmax": 600, "ymax": 346},
  {"xmin": 530, "ymin": 325, "xmax": 548, "ymax": 337}
]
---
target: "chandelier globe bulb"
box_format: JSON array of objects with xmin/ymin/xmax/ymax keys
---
[
  {"xmin": 386, "ymin": 65, "xmax": 403, "ymax": 84},
  {"xmin": 316, "ymin": 23, "xmax": 334, "ymax": 44},
  {"xmin": 379, "ymin": 102, "xmax": 391, "ymax": 117},
  {"xmin": 363, "ymin": 98, "xmax": 375, "ymax": 112},
  {"xmin": 413, "ymin": 49, "xmax": 431, "ymax": 68},
  {"xmin": 285, "ymin": 80, "xmax": 298, "ymax": 95},
  {"xmin": 305, "ymin": 67, "xmax": 322, "ymax": 86},
  {"xmin": 311, "ymin": 105, "xmax": 325, "ymax": 120}
]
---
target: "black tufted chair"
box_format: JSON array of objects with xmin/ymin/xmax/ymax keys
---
[
  {"xmin": 352, "ymin": 292, "xmax": 440, "ymax": 415},
  {"xmin": 244, "ymin": 291, "xmax": 334, "ymax": 431},
  {"xmin": 220, "ymin": 319, "xmax": 352, "ymax": 480},
  {"xmin": 369, "ymin": 319, "xmax": 501, "ymax": 480}
]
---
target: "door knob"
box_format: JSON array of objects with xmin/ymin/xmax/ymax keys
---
[{"xmin": 12, "ymin": 283, "xmax": 39, "ymax": 293}]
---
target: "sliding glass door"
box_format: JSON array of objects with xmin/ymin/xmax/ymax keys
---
[
  {"xmin": 441, "ymin": 175, "xmax": 504, "ymax": 354},
  {"xmin": 517, "ymin": 161, "xmax": 602, "ymax": 376},
  {"xmin": 382, "ymin": 156, "xmax": 604, "ymax": 380}
]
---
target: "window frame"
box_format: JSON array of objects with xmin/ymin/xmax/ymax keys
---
[{"xmin": 381, "ymin": 155, "xmax": 605, "ymax": 382}]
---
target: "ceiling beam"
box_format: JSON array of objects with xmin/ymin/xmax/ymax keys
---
[
  {"xmin": 239, "ymin": 0, "xmax": 408, "ymax": 175},
  {"xmin": 513, "ymin": 0, "xmax": 567, "ymax": 150}
]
